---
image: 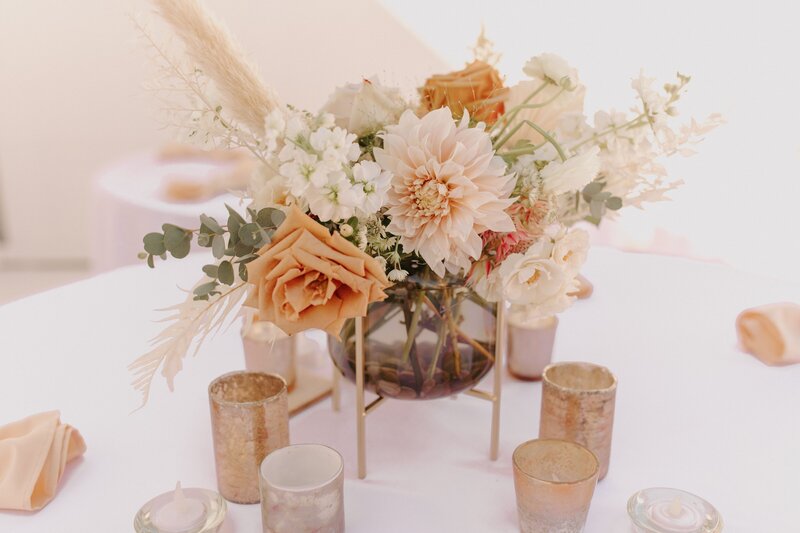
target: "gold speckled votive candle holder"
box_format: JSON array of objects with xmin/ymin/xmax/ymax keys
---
[
  {"xmin": 513, "ymin": 439, "xmax": 599, "ymax": 533},
  {"xmin": 539, "ymin": 362, "xmax": 617, "ymax": 480},
  {"xmin": 209, "ymin": 371, "xmax": 290, "ymax": 504}
]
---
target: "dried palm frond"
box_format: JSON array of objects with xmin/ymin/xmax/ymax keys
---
[
  {"xmin": 150, "ymin": 0, "xmax": 278, "ymax": 135},
  {"xmin": 129, "ymin": 278, "xmax": 247, "ymax": 408}
]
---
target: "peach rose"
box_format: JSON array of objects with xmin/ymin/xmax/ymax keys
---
[
  {"xmin": 419, "ymin": 61, "xmax": 507, "ymax": 125},
  {"xmin": 244, "ymin": 205, "xmax": 390, "ymax": 337}
]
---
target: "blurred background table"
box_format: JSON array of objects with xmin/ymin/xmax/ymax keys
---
[
  {"xmin": 89, "ymin": 153, "xmax": 238, "ymax": 273},
  {"xmin": 0, "ymin": 248, "xmax": 798, "ymax": 532}
]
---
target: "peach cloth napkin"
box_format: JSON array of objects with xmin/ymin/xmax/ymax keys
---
[
  {"xmin": 0, "ymin": 411, "xmax": 86, "ymax": 511},
  {"xmin": 736, "ymin": 303, "xmax": 800, "ymax": 366}
]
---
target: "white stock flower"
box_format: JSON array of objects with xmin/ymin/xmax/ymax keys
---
[
  {"xmin": 374, "ymin": 108, "xmax": 515, "ymax": 277},
  {"xmin": 352, "ymin": 160, "xmax": 392, "ymax": 215},
  {"xmin": 309, "ymin": 126, "xmax": 361, "ymax": 166},
  {"xmin": 523, "ymin": 53, "xmax": 579, "ymax": 90},
  {"xmin": 540, "ymin": 147, "xmax": 601, "ymax": 195},
  {"xmin": 249, "ymin": 164, "xmax": 290, "ymax": 210},
  {"xmin": 278, "ymin": 148, "xmax": 329, "ymax": 196},
  {"xmin": 306, "ymin": 172, "xmax": 362, "ymax": 222},
  {"xmin": 322, "ymin": 78, "xmax": 407, "ymax": 136}
]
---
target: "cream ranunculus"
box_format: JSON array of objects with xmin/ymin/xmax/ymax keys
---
[
  {"xmin": 523, "ymin": 53, "xmax": 578, "ymax": 90},
  {"xmin": 321, "ymin": 78, "xmax": 407, "ymax": 136},
  {"xmin": 552, "ymin": 227, "xmax": 589, "ymax": 275},
  {"xmin": 540, "ymin": 147, "xmax": 601, "ymax": 195},
  {"xmin": 502, "ymin": 81, "xmax": 585, "ymax": 148},
  {"xmin": 495, "ymin": 238, "xmax": 578, "ymax": 319}
]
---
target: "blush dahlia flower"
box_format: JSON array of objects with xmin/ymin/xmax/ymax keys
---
[{"xmin": 374, "ymin": 108, "xmax": 515, "ymax": 277}]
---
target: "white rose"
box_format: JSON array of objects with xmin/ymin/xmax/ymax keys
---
[
  {"xmin": 540, "ymin": 147, "xmax": 600, "ymax": 195},
  {"xmin": 321, "ymin": 78, "xmax": 407, "ymax": 136},
  {"xmin": 552, "ymin": 228, "xmax": 589, "ymax": 275},
  {"xmin": 249, "ymin": 164, "xmax": 290, "ymax": 210},
  {"xmin": 523, "ymin": 53, "xmax": 578, "ymax": 90}
]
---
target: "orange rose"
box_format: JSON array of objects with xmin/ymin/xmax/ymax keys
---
[
  {"xmin": 244, "ymin": 205, "xmax": 390, "ymax": 337},
  {"xmin": 419, "ymin": 61, "xmax": 507, "ymax": 125}
]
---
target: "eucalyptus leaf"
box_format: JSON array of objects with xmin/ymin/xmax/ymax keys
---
[
  {"xmin": 256, "ymin": 208, "xmax": 284, "ymax": 229},
  {"xmin": 606, "ymin": 197, "xmax": 623, "ymax": 210},
  {"xmin": 194, "ymin": 281, "xmax": 218, "ymax": 296},
  {"xmin": 238, "ymin": 223, "xmax": 262, "ymax": 246},
  {"xmin": 582, "ymin": 181, "xmax": 605, "ymax": 202},
  {"xmin": 235, "ymin": 253, "xmax": 259, "ymax": 264},
  {"xmin": 197, "ymin": 233, "xmax": 212, "ymax": 247},
  {"xmin": 170, "ymin": 238, "xmax": 191, "ymax": 259},
  {"xmin": 200, "ymin": 214, "xmax": 223, "ymax": 234},
  {"xmin": 218, "ymin": 260, "xmax": 234, "ymax": 285},
  {"xmin": 202, "ymin": 264, "xmax": 219, "ymax": 278},
  {"xmin": 146, "ymin": 254, "xmax": 155, "ymax": 268},
  {"xmin": 590, "ymin": 199, "xmax": 605, "ymax": 220},
  {"xmin": 238, "ymin": 262, "xmax": 249, "ymax": 281},
  {"xmin": 212, "ymin": 234, "xmax": 226, "ymax": 259},
  {"xmin": 143, "ymin": 233, "xmax": 166, "ymax": 256},
  {"xmin": 163, "ymin": 224, "xmax": 190, "ymax": 253},
  {"xmin": 193, "ymin": 294, "xmax": 210, "ymax": 301},
  {"xmin": 234, "ymin": 242, "xmax": 255, "ymax": 258},
  {"xmin": 226, "ymin": 204, "xmax": 246, "ymax": 225},
  {"xmin": 584, "ymin": 215, "xmax": 601, "ymax": 226}
]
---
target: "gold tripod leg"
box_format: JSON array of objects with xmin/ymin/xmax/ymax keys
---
[
  {"xmin": 355, "ymin": 317, "xmax": 367, "ymax": 478},
  {"xmin": 489, "ymin": 303, "xmax": 505, "ymax": 460},
  {"xmin": 331, "ymin": 360, "xmax": 341, "ymax": 412}
]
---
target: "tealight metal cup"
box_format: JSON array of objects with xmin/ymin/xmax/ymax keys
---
[
  {"xmin": 539, "ymin": 362, "xmax": 617, "ymax": 480},
  {"xmin": 209, "ymin": 371, "xmax": 290, "ymax": 504},
  {"xmin": 512, "ymin": 439, "xmax": 599, "ymax": 533}
]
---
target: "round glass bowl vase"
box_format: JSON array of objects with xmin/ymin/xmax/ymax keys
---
[{"xmin": 328, "ymin": 272, "xmax": 497, "ymax": 400}]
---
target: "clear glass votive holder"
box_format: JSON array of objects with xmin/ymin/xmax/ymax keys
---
[
  {"xmin": 507, "ymin": 315, "xmax": 558, "ymax": 380},
  {"xmin": 539, "ymin": 362, "xmax": 617, "ymax": 480},
  {"xmin": 512, "ymin": 439, "xmax": 599, "ymax": 533},
  {"xmin": 259, "ymin": 444, "xmax": 345, "ymax": 533},
  {"xmin": 628, "ymin": 487, "xmax": 724, "ymax": 533},
  {"xmin": 209, "ymin": 371, "xmax": 290, "ymax": 504},
  {"xmin": 242, "ymin": 322, "xmax": 297, "ymax": 391}
]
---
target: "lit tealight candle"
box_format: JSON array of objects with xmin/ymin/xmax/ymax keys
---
[
  {"xmin": 151, "ymin": 482, "xmax": 207, "ymax": 533},
  {"xmin": 628, "ymin": 487, "xmax": 723, "ymax": 533}
]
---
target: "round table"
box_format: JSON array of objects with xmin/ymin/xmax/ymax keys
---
[
  {"xmin": 1, "ymin": 248, "xmax": 798, "ymax": 532},
  {"xmin": 89, "ymin": 153, "xmax": 240, "ymax": 273}
]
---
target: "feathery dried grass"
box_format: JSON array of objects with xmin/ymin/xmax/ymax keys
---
[{"xmin": 151, "ymin": 0, "xmax": 278, "ymax": 135}]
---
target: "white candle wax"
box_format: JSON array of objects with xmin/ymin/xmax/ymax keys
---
[
  {"xmin": 151, "ymin": 482, "xmax": 206, "ymax": 533},
  {"xmin": 628, "ymin": 487, "xmax": 723, "ymax": 533}
]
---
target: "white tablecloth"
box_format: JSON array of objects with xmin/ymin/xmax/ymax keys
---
[
  {"xmin": 89, "ymin": 154, "xmax": 240, "ymax": 273},
  {"xmin": 1, "ymin": 248, "xmax": 798, "ymax": 532}
]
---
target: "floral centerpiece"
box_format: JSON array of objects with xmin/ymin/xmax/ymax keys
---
[{"xmin": 130, "ymin": 0, "xmax": 720, "ymax": 403}]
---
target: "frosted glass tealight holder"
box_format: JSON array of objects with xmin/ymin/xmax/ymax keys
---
[{"xmin": 259, "ymin": 444, "xmax": 344, "ymax": 533}]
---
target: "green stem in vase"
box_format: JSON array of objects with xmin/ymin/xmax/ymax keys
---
[
  {"xmin": 421, "ymin": 295, "xmax": 495, "ymax": 363},
  {"xmin": 400, "ymin": 290, "xmax": 424, "ymax": 366},
  {"xmin": 443, "ymin": 288, "xmax": 462, "ymax": 377}
]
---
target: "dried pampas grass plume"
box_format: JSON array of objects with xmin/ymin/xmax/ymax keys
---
[{"xmin": 151, "ymin": 0, "xmax": 278, "ymax": 135}]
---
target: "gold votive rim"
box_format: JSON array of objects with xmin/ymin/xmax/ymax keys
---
[
  {"xmin": 513, "ymin": 439, "xmax": 599, "ymax": 485},
  {"xmin": 542, "ymin": 362, "xmax": 617, "ymax": 395},
  {"xmin": 208, "ymin": 371, "xmax": 287, "ymax": 407}
]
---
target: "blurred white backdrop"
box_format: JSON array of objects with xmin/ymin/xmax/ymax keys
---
[
  {"xmin": 0, "ymin": 0, "xmax": 798, "ymax": 286},
  {"xmin": 382, "ymin": 0, "xmax": 800, "ymax": 281}
]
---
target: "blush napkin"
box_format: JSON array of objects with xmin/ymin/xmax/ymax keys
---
[
  {"xmin": 736, "ymin": 303, "xmax": 800, "ymax": 366},
  {"xmin": 0, "ymin": 411, "xmax": 86, "ymax": 511}
]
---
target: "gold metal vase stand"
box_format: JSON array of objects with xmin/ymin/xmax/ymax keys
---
[{"xmin": 331, "ymin": 304, "xmax": 506, "ymax": 478}]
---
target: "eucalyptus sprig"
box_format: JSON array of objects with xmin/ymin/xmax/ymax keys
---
[{"xmin": 139, "ymin": 204, "xmax": 285, "ymax": 300}]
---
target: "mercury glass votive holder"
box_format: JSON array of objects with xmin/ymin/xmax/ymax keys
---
[
  {"xmin": 512, "ymin": 439, "xmax": 599, "ymax": 533},
  {"xmin": 242, "ymin": 322, "xmax": 297, "ymax": 391},
  {"xmin": 209, "ymin": 371, "xmax": 290, "ymax": 504},
  {"xmin": 539, "ymin": 362, "xmax": 617, "ymax": 480},
  {"xmin": 259, "ymin": 444, "xmax": 345, "ymax": 533},
  {"xmin": 507, "ymin": 315, "xmax": 558, "ymax": 380}
]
